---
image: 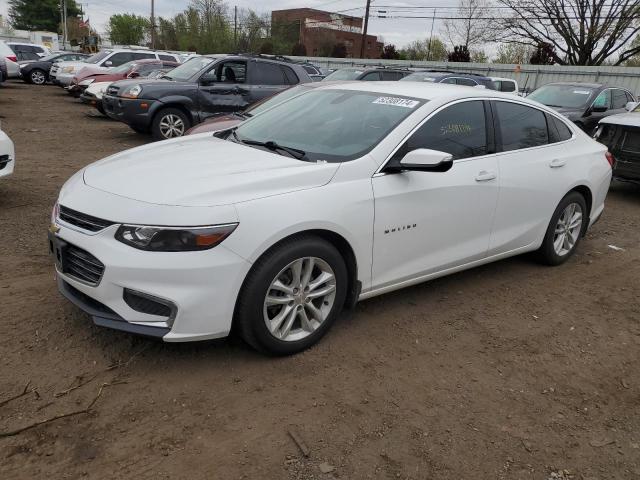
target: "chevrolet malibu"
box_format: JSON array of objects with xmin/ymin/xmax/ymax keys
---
[{"xmin": 49, "ymin": 83, "xmax": 612, "ymax": 355}]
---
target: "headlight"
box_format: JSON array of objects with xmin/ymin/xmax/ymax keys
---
[
  {"xmin": 79, "ymin": 78, "xmax": 94, "ymax": 86},
  {"xmin": 115, "ymin": 223, "xmax": 238, "ymax": 252},
  {"xmin": 62, "ymin": 66, "xmax": 77, "ymax": 74},
  {"xmin": 121, "ymin": 84, "xmax": 142, "ymax": 99}
]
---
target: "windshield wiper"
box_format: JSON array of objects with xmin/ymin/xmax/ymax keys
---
[
  {"xmin": 160, "ymin": 75, "xmax": 173, "ymax": 80},
  {"xmin": 233, "ymin": 133, "xmax": 308, "ymax": 161}
]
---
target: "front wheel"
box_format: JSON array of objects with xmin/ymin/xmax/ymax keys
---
[
  {"xmin": 537, "ymin": 191, "xmax": 587, "ymax": 265},
  {"xmin": 152, "ymin": 108, "xmax": 190, "ymax": 140},
  {"xmin": 30, "ymin": 69, "xmax": 47, "ymax": 85},
  {"xmin": 235, "ymin": 236, "xmax": 348, "ymax": 355}
]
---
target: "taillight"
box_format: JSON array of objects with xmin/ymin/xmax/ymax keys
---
[
  {"xmin": 6, "ymin": 55, "xmax": 17, "ymax": 63},
  {"xmin": 605, "ymin": 151, "xmax": 615, "ymax": 168}
]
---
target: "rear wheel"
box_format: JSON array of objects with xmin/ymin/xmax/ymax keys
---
[
  {"xmin": 152, "ymin": 108, "xmax": 190, "ymax": 140},
  {"xmin": 537, "ymin": 191, "xmax": 587, "ymax": 265},
  {"xmin": 235, "ymin": 236, "xmax": 348, "ymax": 355},
  {"xmin": 30, "ymin": 69, "xmax": 47, "ymax": 85}
]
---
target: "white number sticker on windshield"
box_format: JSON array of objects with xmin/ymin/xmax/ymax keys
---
[
  {"xmin": 573, "ymin": 90, "xmax": 591, "ymax": 95},
  {"xmin": 372, "ymin": 97, "xmax": 420, "ymax": 108}
]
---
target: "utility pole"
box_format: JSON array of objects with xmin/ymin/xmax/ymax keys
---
[
  {"xmin": 150, "ymin": 0, "xmax": 156, "ymax": 49},
  {"xmin": 234, "ymin": 6, "xmax": 238, "ymax": 51},
  {"xmin": 359, "ymin": 0, "xmax": 371, "ymax": 59},
  {"xmin": 61, "ymin": 0, "xmax": 68, "ymax": 50},
  {"xmin": 426, "ymin": 8, "xmax": 436, "ymax": 61}
]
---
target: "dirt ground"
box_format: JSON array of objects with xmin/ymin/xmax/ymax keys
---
[{"xmin": 0, "ymin": 80, "xmax": 639, "ymax": 480}]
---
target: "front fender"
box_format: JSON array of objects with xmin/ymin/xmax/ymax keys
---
[{"xmin": 148, "ymin": 95, "xmax": 197, "ymax": 122}]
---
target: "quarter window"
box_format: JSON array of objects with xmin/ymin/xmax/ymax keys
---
[
  {"xmin": 158, "ymin": 54, "xmax": 177, "ymax": 62},
  {"xmin": 552, "ymin": 116, "xmax": 573, "ymax": 141},
  {"xmin": 361, "ymin": 71, "xmax": 382, "ymax": 81},
  {"xmin": 282, "ymin": 66, "xmax": 299, "ymax": 84},
  {"xmin": 494, "ymin": 101, "xmax": 549, "ymax": 151},
  {"xmin": 394, "ymin": 100, "xmax": 488, "ymax": 161},
  {"xmin": 456, "ymin": 78, "xmax": 477, "ymax": 86}
]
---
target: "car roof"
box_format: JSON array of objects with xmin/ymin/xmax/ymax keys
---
[
  {"xmin": 316, "ymin": 80, "xmax": 553, "ymax": 106},
  {"xmin": 542, "ymin": 82, "xmax": 604, "ymax": 89}
]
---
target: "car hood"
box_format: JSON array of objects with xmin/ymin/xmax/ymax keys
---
[
  {"xmin": 548, "ymin": 106, "xmax": 584, "ymax": 119},
  {"xmin": 82, "ymin": 135, "xmax": 339, "ymax": 207},
  {"xmin": 599, "ymin": 112, "xmax": 640, "ymax": 127}
]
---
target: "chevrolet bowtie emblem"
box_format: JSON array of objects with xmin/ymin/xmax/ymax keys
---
[{"xmin": 49, "ymin": 223, "xmax": 60, "ymax": 234}]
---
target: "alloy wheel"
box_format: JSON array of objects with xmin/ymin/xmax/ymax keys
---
[
  {"xmin": 158, "ymin": 114, "xmax": 185, "ymax": 138},
  {"xmin": 553, "ymin": 202, "xmax": 583, "ymax": 256},
  {"xmin": 31, "ymin": 70, "xmax": 46, "ymax": 85},
  {"xmin": 263, "ymin": 257, "xmax": 337, "ymax": 342}
]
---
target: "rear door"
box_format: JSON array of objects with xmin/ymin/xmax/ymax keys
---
[
  {"xmin": 488, "ymin": 100, "xmax": 575, "ymax": 254},
  {"xmin": 248, "ymin": 60, "xmax": 289, "ymax": 102},
  {"xmin": 196, "ymin": 59, "xmax": 249, "ymax": 121}
]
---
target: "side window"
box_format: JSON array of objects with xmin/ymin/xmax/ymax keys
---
[
  {"xmin": 494, "ymin": 101, "xmax": 549, "ymax": 151},
  {"xmin": 281, "ymin": 66, "xmax": 299, "ymax": 85},
  {"xmin": 252, "ymin": 62, "xmax": 285, "ymax": 85},
  {"xmin": 440, "ymin": 77, "xmax": 457, "ymax": 84},
  {"xmin": 394, "ymin": 101, "xmax": 488, "ymax": 161},
  {"xmin": 500, "ymin": 81, "xmax": 516, "ymax": 92},
  {"xmin": 381, "ymin": 71, "xmax": 402, "ymax": 81},
  {"xmin": 612, "ymin": 89, "xmax": 629, "ymax": 109},
  {"xmin": 302, "ymin": 65, "xmax": 317, "ymax": 74},
  {"xmin": 216, "ymin": 61, "xmax": 246, "ymax": 83},
  {"xmin": 158, "ymin": 54, "xmax": 176, "ymax": 62},
  {"xmin": 361, "ymin": 71, "xmax": 381, "ymax": 81},
  {"xmin": 456, "ymin": 78, "xmax": 477, "ymax": 87},
  {"xmin": 593, "ymin": 89, "xmax": 611, "ymax": 109},
  {"xmin": 553, "ymin": 117, "xmax": 573, "ymax": 141},
  {"xmin": 106, "ymin": 52, "xmax": 133, "ymax": 66},
  {"xmin": 131, "ymin": 53, "xmax": 156, "ymax": 60},
  {"xmin": 625, "ymin": 91, "xmax": 635, "ymax": 103}
]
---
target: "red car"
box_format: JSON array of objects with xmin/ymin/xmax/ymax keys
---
[{"xmin": 68, "ymin": 59, "xmax": 179, "ymax": 96}]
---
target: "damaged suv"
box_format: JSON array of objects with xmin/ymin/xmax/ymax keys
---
[{"xmin": 102, "ymin": 54, "xmax": 313, "ymax": 140}]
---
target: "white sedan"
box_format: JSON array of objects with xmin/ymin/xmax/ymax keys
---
[
  {"xmin": 49, "ymin": 82, "xmax": 612, "ymax": 354},
  {"xmin": 0, "ymin": 128, "xmax": 15, "ymax": 179}
]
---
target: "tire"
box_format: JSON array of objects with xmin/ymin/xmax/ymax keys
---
[
  {"xmin": 537, "ymin": 191, "xmax": 587, "ymax": 266},
  {"xmin": 151, "ymin": 107, "xmax": 190, "ymax": 140},
  {"xmin": 29, "ymin": 69, "xmax": 47, "ymax": 85},
  {"xmin": 235, "ymin": 235, "xmax": 348, "ymax": 355}
]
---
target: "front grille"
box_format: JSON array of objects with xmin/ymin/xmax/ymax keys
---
[
  {"xmin": 106, "ymin": 85, "xmax": 119, "ymax": 96},
  {"xmin": 0, "ymin": 154, "xmax": 10, "ymax": 171},
  {"xmin": 59, "ymin": 205, "xmax": 114, "ymax": 232},
  {"xmin": 123, "ymin": 290, "xmax": 173, "ymax": 318},
  {"xmin": 62, "ymin": 244, "xmax": 105, "ymax": 286}
]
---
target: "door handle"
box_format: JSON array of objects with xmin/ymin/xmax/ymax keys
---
[
  {"xmin": 475, "ymin": 170, "xmax": 497, "ymax": 182},
  {"xmin": 549, "ymin": 158, "xmax": 567, "ymax": 168}
]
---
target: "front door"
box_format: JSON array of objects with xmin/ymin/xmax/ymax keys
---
[
  {"xmin": 197, "ymin": 60, "xmax": 250, "ymax": 121},
  {"xmin": 371, "ymin": 100, "xmax": 499, "ymax": 290}
]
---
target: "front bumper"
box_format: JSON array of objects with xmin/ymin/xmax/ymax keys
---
[
  {"xmin": 49, "ymin": 220, "xmax": 252, "ymax": 342},
  {"xmin": 51, "ymin": 72, "xmax": 74, "ymax": 87},
  {"xmin": 102, "ymin": 95, "xmax": 157, "ymax": 129}
]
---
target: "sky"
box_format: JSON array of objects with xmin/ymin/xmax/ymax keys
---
[{"xmin": 0, "ymin": 0, "xmax": 455, "ymax": 49}]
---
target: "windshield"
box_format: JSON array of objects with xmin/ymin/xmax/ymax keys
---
[
  {"xmin": 84, "ymin": 50, "xmax": 111, "ymax": 64},
  {"xmin": 234, "ymin": 89, "xmax": 424, "ymax": 162},
  {"xmin": 163, "ymin": 56, "xmax": 214, "ymax": 81},
  {"xmin": 323, "ymin": 69, "xmax": 364, "ymax": 81},
  {"xmin": 247, "ymin": 85, "xmax": 312, "ymax": 116},
  {"xmin": 528, "ymin": 84, "xmax": 596, "ymax": 109},
  {"xmin": 109, "ymin": 61, "xmax": 138, "ymax": 74},
  {"xmin": 401, "ymin": 72, "xmax": 437, "ymax": 82}
]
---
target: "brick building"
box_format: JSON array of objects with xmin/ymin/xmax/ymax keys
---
[{"xmin": 271, "ymin": 8, "xmax": 383, "ymax": 58}]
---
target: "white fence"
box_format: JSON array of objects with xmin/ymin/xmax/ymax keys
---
[{"xmin": 291, "ymin": 56, "xmax": 640, "ymax": 94}]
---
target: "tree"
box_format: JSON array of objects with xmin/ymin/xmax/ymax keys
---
[
  {"xmin": 625, "ymin": 36, "xmax": 640, "ymax": 66},
  {"xmin": 443, "ymin": 0, "xmax": 493, "ymax": 49},
  {"xmin": 107, "ymin": 14, "xmax": 150, "ymax": 46},
  {"xmin": 8, "ymin": 0, "xmax": 80, "ymax": 31},
  {"xmin": 448, "ymin": 45, "xmax": 471, "ymax": 62},
  {"xmin": 470, "ymin": 49, "xmax": 489, "ymax": 62},
  {"xmin": 497, "ymin": 0, "xmax": 640, "ymax": 65},
  {"xmin": 381, "ymin": 44, "xmax": 400, "ymax": 59},
  {"xmin": 291, "ymin": 43, "xmax": 307, "ymax": 56},
  {"xmin": 402, "ymin": 37, "xmax": 448, "ymax": 61},
  {"xmin": 493, "ymin": 43, "xmax": 534, "ymax": 63},
  {"xmin": 529, "ymin": 42, "xmax": 555, "ymax": 64}
]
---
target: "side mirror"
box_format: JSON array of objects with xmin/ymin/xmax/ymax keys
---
[
  {"xmin": 127, "ymin": 71, "xmax": 140, "ymax": 79},
  {"xmin": 625, "ymin": 101, "xmax": 637, "ymax": 111},
  {"xmin": 199, "ymin": 73, "xmax": 216, "ymax": 86},
  {"xmin": 591, "ymin": 104, "xmax": 607, "ymax": 113},
  {"xmin": 104, "ymin": 60, "xmax": 113, "ymax": 67},
  {"xmin": 388, "ymin": 149, "xmax": 454, "ymax": 173}
]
